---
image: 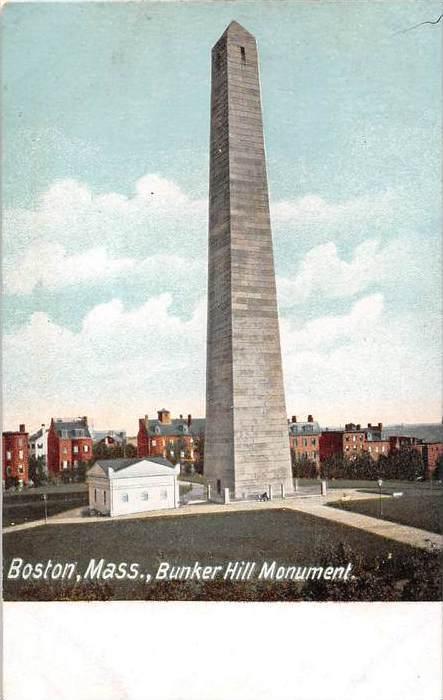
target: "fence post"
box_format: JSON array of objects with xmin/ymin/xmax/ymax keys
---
[
  {"xmin": 321, "ymin": 480, "xmax": 327, "ymax": 497},
  {"xmin": 207, "ymin": 484, "xmax": 211, "ymax": 501},
  {"xmin": 224, "ymin": 487, "xmax": 230, "ymax": 504},
  {"xmin": 280, "ymin": 483, "xmax": 285, "ymax": 499}
]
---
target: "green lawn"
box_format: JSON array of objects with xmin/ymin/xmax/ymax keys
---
[
  {"xmin": 328, "ymin": 492, "xmax": 443, "ymax": 534},
  {"xmin": 3, "ymin": 509, "xmax": 439, "ymax": 602}
]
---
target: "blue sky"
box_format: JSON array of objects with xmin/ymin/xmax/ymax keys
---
[{"xmin": 2, "ymin": 0, "xmax": 442, "ymax": 433}]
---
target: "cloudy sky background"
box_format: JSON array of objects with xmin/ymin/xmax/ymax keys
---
[{"xmin": 3, "ymin": 0, "xmax": 441, "ymax": 434}]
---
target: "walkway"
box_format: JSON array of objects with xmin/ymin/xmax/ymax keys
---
[{"xmin": 3, "ymin": 489, "xmax": 442, "ymax": 551}]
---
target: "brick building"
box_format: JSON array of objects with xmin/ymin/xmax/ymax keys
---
[
  {"xmin": 288, "ymin": 415, "xmax": 321, "ymax": 470},
  {"xmin": 419, "ymin": 442, "xmax": 443, "ymax": 473},
  {"xmin": 320, "ymin": 423, "xmax": 366, "ymax": 462},
  {"xmin": 47, "ymin": 417, "xmax": 94, "ymax": 476},
  {"xmin": 137, "ymin": 410, "xmax": 205, "ymax": 467},
  {"xmin": 2, "ymin": 424, "xmax": 29, "ymax": 485},
  {"xmin": 388, "ymin": 435, "xmax": 422, "ymax": 452},
  {"xmin": 362, "ymin": 423, "xmax": 389, "ymax": 461},
  {"xmin": 320, "ymin": 422, "xmax": 390, "ymax": 463}
]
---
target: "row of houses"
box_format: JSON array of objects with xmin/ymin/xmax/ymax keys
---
[
  {"xmin": 289, "ymin": 416, "xmax": 443, "ymax": 474},
  {"xmin": 2, "ymin": 411, "xmax": 442, "ymax": 485}
]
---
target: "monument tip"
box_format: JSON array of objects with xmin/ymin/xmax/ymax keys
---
[{"xmin": 223, "ymin": 20, "xmax": 255, "ymax": 39}]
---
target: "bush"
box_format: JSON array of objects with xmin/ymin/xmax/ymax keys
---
[
  {"xmin": 292, "ymin": 456, "xmax": 318, "ymax": 479},
  {"xmin": 320, "ymin": 448, "xmax": 425, "ymax": 481}
]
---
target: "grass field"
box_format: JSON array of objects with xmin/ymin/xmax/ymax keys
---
[
  {"xmin": 3, "ymin": 509, "xmax": 440, "ymax": 602},
  {"xmin": 2, "ymin": 491, "xmax": 89, "ymax": 526},
  {"xmin": 328, "ymin": 492, "xmax": 442, "ymax": 534}
]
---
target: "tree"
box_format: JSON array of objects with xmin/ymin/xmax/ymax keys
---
[
  {"xmin": 28, "ymin": 455, "xmax": 47, "ymax": 486},
  {"xmin": 92, "ymin": 441, "xmax": 136, "ymax": 460},
  {"xmin": 193, "ymin": 433, "xmax": 205, "ymax": 475},
  {"xmin": 435, "ymin": 454, "xmax": 443, "ymax": 481},
  {"xmin": 125, "ymin": 443, "xmax": 137, "ymax": 458},
  {"xmin": 292, "ymin": 455, "xmax": 318, "ymax": 479}
]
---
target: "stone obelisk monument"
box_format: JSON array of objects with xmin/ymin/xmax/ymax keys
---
[{"xmin": 205, "ymin": 21, "xmax": 293, "ymax": 500}]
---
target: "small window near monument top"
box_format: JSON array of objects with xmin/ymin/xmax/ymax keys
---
[{"xmin": 240, "ymin": 46, "xmax": 246, "ymax": 62}]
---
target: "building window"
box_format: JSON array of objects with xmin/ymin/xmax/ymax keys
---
[
  {"xmin": 18, "ymin": 465, "xmax": 24, "ymax": 474},
  {"xmin": 63, "ymin": 447, "xmax": 67, "ymax": 454},
  {"xmin": 73, "ymin": 446, "xmax": 79, "ymax": 454},
  {"xmin": 311, "ymin": 439, "xmax": 316, "ymax": 446},
  {"xmin": 368, "ymin": 446, "xmax": 372, "ymax": 453},
  {"xmin": 217, "ymin": 479, "xmax": 221, "ymax": 495},
  {"xmin": 151, "ymin": 440, "xmax": 156, "ymax": 446},
  {"xmin": 170, "ymin": 450, "xmax": 175, "ymax": 457},
  {"xmin": 103, "ymin": 491, "xmax": 107, "ymax": 505},
  {"xmin": 240, "ymin": 46, "xmax": 246, "ymax": 62},
  {"xmin": 6, "ymin": 467, "xmax": 12, "ymax": 476},
  {"xmin": 73, "ymin": 460, "xmax": 78, "ymax": 467},
  {"xmin": 160, "ymin": 489, "xmax": 168, "ymax": 500},
  {"xmin": 83, "ymin": 445, "xmax": 89, "ymax": 453},
  {"xmin": 121, "ymin": 493, "xmax": 129, "ymax": 502},
  {"xmin": 62, "ymin": 461, "xmax": 68, "ymax": 469},
  {"xmin": 6, "ymin": 451, "xmax": 11, "ymax": 460},
  {"xmin": 141, "ymin": 492, "xmax": 149, "ymax": 501},
  {"xmin": 94, "ymin": 489, "xmax": 97, "ymax": 503},
  {"xmin": 353, "ymin": 435, "xmax": 356, "ymax": 442},
  {"xmin": 18, "ymin": 438, "xmax": 23, "ymax": 447},
  {"xmin": 18, "ymin": 449, "xmax": 24, "ymax": 459}
]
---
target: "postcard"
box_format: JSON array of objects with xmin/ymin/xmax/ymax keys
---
[{"xmin": 2, "ymin": 1, "xmax": 442, "ymax": 698}]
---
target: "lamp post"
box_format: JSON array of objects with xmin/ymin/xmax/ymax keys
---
[
  {"xmin": 42, "ymin": 493, "xmax": 48, "ymax": 524},
  {"xmin": 378, "ymin": 479, "xmax": 383, "ymax": 519}
]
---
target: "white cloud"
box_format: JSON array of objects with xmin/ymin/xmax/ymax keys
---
[
  {"xmin": 280, "ymin": 294, "xmax": 441, "ymax": 424},
  {"xmin": 4, "ymin": 243, "xmax": 135, "ymax": 295},
  {"xmin": 4, "ymin": 175, "xmax": 208, "ymax": 261},
  {"xmin": 3, "ymin": 294, "xmax": 207, "ymax": 433},
  {"xmin": 3, "ymin": 290, "xmax": 441, "ymax": 432},
  {"xmin": 277, "ymin": 238, "xmax": 409, "ymax": 307},
  {"xmin": 283, "ymin": 293, "xmax": 384, "ymax": 351},
  {"xmin": 271, "ymin": 190, "xmax": 396, "ymax": 232},
  {"xmin": 3, "ymin": 241, "xmax": 205, "ymax": 295}
]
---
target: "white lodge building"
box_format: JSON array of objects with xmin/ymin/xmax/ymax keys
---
[{"xmin": 86, "ymin": 457, "xmax": 180, "ymax": 517}]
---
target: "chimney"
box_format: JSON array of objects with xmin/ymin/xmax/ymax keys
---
[
  {"xmin": 307, "ymin": 415, "xmax": 313, "ymax": 423},
  {"xmin": 144, "ymin": 414, "xmax": 149, "ymax": 429},
  {"xmin": 291, "ymin": 415, "xmax": 297, "ymax": 423},
  {"xmin": 179, "ymin": 414, "xmax": 183, "ymax": 420},
  {"xmin": 82, "ymin": 416, "xmax": 88, "ymax": 425},
  {"xmin": 356, "ymin": 424, "xmax": 361, "ymax": 430},
  {"xmin": 367, "ymin": 423, "xmax": 372, "ymax": 429},
  {"xmin": 378, "ymin": 422, "xmax": 383, "ymax": 431},
  {"xmin": 187, "ymin": 414, "xmax": 192, "ymax": 427},
  {"xmin": 19, "ymin": 424, "xmax": 26, "ymax": 433}
]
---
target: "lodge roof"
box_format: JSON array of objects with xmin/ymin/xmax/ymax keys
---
[{"xmin": 90, "ymin": 456, "xmax": 175, "ymax": 477}]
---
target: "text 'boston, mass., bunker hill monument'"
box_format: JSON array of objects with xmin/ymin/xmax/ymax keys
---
[{"xmin": 204, "ymin": 21, "xmax": 293, "ymax": 500}]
